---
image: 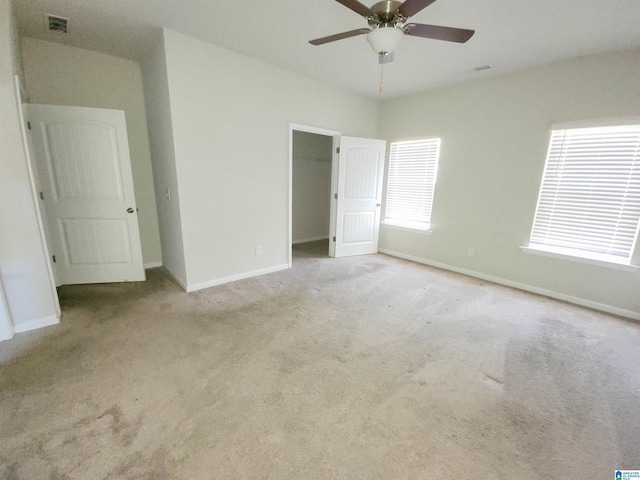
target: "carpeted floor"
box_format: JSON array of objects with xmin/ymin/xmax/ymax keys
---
[{"xmin": 1, "ymin": 246, "xmax": 639, "ymax": 479}]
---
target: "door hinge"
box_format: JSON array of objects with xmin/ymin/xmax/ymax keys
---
[
  {"xmin": 336, "ymin": 147, "xmax": 340, "ymax": 154},
  {"xmin": 39, "ymin": 191, "xmax": 44, "ymax": 200},
  {"xmin": 27, "ymin": 121, "xmax": 32, "ymax": 130},
  {"xmin": 52, "ymin": 255, "xmax": 56, "ymax": 263},
  {"xmin": 334, "ymin": 193, "xmax": 338, "ymax": 200},
  {"xmin": 332, "ymin": 236, "xmax": 336, "ymax": 242}
]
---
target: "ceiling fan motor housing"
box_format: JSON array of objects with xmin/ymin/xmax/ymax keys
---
[
  {"xmin": 369, "ymin": 0, "xmax": 405, "ymax": 25},
  {"xmin": 367, "ymin": 0, "xmax": 405, "ymax": 54}
]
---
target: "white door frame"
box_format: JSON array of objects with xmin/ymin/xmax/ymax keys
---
[
  {"xmin": 14, "ymin": 75, "xmax": 61, "ymax": 318},
  {"xmin": 288, "ymin": 123, "xmax": 341, "ymax": 266},
  {"xmin": 0, "ymin": 76, "xmax": 61, "ymax": 341}
]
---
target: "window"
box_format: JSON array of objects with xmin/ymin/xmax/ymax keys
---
[
  {"xmin": 526, "ymin": 122, "xmax": 640, "ymax": 265},
  {"xmin": 384, "ymin": 138, "xmax": 441, "ymax": 231}
]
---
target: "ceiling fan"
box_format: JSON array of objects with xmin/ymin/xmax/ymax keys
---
[{"xmin": 309, "ymin": 0, "xmax": 475, "ymax": 64}]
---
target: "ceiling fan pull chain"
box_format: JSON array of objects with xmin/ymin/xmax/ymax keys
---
[{"xmin": 379, "ymin": 62, "xmax": 384, "ymax": 94}]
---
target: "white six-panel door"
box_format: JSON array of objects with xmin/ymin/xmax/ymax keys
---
[
  {"xmin": 334, "ymin": 136, "xmax": 386, "ymax": 257},
  {"xmin": 26, "ymin": 104, "xmax": 145, "ymax": 285}
]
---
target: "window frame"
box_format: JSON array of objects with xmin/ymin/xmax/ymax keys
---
[
  {"xmin": 522, "ymin": 118, "xmax": 640, "ymax": 270},
  {"xmin": 382, "ymin": 137, "xmax": 441, "ymax": 233}
]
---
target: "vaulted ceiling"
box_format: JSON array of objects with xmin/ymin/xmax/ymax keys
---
[{"xmin": 13, "ymin": 0, "xmax": 640, "ymax": 99}]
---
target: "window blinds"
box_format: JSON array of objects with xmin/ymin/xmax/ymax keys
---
[
  {"xmin": 529, "ymin": 124, "xmax": 640, "ymax": 262},
  {"xmin": 384, "ymin": 138, "xmax": 440, "ymax": 230}
]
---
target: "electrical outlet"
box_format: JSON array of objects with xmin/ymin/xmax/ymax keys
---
[
  {"xmin": 467, "ymin": 247, "xmax": 475, "ymax": 257},
  {"xmin": 255, "ymin": 245, "xmax": 262, "ymax": 256}
]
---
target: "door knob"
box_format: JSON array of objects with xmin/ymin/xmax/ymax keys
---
[{"xmin": 127, "ymin": 207, "xmax": 134, "ymax": 213}]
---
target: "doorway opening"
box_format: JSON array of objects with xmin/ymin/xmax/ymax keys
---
[
  {"xmin": 288, "ymin": 124, "xmax": 340, "ymax": 265},
  {"xmin": 292, "ymin": 130, "xmax": 334, "ymax": 257}
]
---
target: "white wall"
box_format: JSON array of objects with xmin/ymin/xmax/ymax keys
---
[
  {"xmin": 141, "ymin": 33, "xmax": 187, "ymax": 286},
  {"xmin": 378, "ymin": 48, "xmax": 640, "ymax": 318},
  {"xmin": 292, "ymin": 131, "xmax": 333, "ymax": 244},
  {"xmin": 160, "ymin": 29, "xmax": 379, "ymax": 289},
  {"xmin": 21, "ymin": 38, "xmax": 162, "ymax": 267},
  {"xmin": 0, "ymin": 0, "xmax": 59, "ymax": 333}
]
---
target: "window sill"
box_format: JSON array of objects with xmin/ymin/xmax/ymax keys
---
[
  {"xmin": 381, "ymin": 223, "xmax": 433, "ymax": 235},
  {"xmin": 519, "ymin": 245, "xmax": 638, "ymax": 272}
]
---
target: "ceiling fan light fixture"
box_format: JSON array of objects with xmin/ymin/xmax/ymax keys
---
[{"xmin": 367, "ymin": 26, "xmax": 403, "ymax": 54}]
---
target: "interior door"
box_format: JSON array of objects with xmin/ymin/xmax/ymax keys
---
[
  {"xmin": 26, "ymin": 104, "xmax": 145, "ymax": 285},
  {"xmin": 334, "ymin": 136, "xmax": 386, "ymax": 257}
]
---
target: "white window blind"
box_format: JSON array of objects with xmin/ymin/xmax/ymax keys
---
[
  {"xmin": 384, "ymin": 138, "xmax": 440, "ymax": 230},
  {"xmin": 529, "ymin": 123, "xmax": 640, "ymax": 263}
]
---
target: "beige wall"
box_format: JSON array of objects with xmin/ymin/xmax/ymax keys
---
[
  {"xmin": 161, "ymin": 29, "xmax": 379, "ymax": 289},
  {"xmin": 292, "ymin": 131, "xmax": 333, "ymax": 244},
  {"xmin": 0, "ymin": 0, "xmax": 59, "ymax": 333},
  {"xmin": 21, "ymin": 38, "xmax": 162, "ymax": 267},
  {"xmin": 378, "ymin": 48, "xmax": 640, "ymax": 318}
]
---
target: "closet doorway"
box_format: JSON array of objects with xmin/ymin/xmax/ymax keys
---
[
  {"xmin": 290, "ymin": 126, "xmax": 338, "ymax": 259},
  {"xmin": 288, "ymin": 123, "xmax": 386, "ymax": 264}
]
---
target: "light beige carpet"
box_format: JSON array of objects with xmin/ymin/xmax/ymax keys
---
[{"xmin": 1, "ymin": 247, "xmax": 639, "ymax": 479}]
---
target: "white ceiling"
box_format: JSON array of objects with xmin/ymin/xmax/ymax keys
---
[{"xmin": 13, "ymin": 0, "xmax": 640, "ymax": 99}]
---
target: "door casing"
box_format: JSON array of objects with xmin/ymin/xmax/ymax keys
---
[{"xmin": 288, "ymin": 123, "xmax": 341, "ymax": 264}]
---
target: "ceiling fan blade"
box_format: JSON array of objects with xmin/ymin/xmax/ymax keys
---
[
  {"xmin": 379, "ymin": 51, "xmax": 395, "ymax": 64},
  {"xmin": 309, "ymin": 28, "xmax": 371, "ymax": 46},
  {"xmin": 335, "ymin": 0, "xmax": 375, "ymax": 18},
  {"xmin": 405, "ymin": 23, "xmax": 475, "ymax": 43},
  {"xmin": 398, "ymin": 0, "xmax": 438, "ymax": 18}
]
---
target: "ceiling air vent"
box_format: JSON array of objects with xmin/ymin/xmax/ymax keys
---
[
  {"xmin": 473, "ymin": 64, "xmax": 493, "ymax": 72},
  {"xmin": 46, "ymin": 14, "xmax": 69, "ymax": 33}
]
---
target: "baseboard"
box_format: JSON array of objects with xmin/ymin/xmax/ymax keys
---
[
  {"xmin": 162, "ymin": 266, "xmax": 188, "ymax": 291},
  {"xmin": 186, "ymin": 264, "xmax": 290, "ymax": 293},
  {"xmin": 144, "ymin": 261, "xmax": 163, "ymax": 269},
  {"xmin": 292, "ymin": 236, "xmax": 329, "ymax": 245},
  {"xmin": 378, "ymin": 248, "xmax": 640, "ymax": 321},
  {"xmin": 13, "ymin": 314, "xmax": 60, "ymax": 334},
  {"xmin": 0, "ymin": 330, "xmax": 13, "ymax": 342}
]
